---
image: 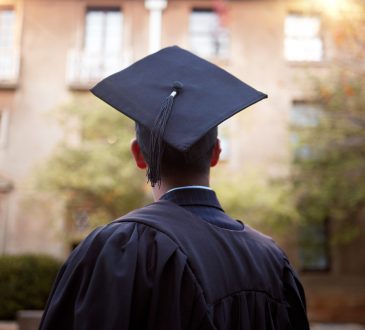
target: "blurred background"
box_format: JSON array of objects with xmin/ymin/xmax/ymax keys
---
[{"xmin": 0, "ymin": 0, "xmax": 364, "ymax": 327}]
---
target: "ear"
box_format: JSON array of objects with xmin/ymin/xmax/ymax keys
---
[
  {"xmin": 130, "ymin": 138, "xmax": 148, "ymax": 169},
  {"xmin": 210, "ymin": 138, "xmax": 221, "ymax": 167}
]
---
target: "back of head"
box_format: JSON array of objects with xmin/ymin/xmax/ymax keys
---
[{"xmin": 136, "ymin": 123, "xmax": 218, "ymax": 185}]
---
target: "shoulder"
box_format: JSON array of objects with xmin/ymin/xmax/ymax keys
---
[
  {"xmin": 96, "ymin": 208, "xmax": 178, "ymax": 243},
  {"xmin": 243, "ymin": 224, "xmax": 285, "ymax": 259},
  {"xmin": 66, "ymin": 204, "xmax": 186, "ymax": 273},
  {"xmin": 78, "ymin": 201, "xmax": 179, "ymax": 248}
]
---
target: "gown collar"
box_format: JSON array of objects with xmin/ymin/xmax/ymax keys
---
[{"xmin": 160, "ymin": 187, "xmax": 224, "ymax": 212}]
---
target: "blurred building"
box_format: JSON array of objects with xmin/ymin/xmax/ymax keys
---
[{"xmin": 0, "ymin": 0, "xmax": 364, "ymax": 323}]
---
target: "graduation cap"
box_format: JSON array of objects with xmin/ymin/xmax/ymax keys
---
[{"xmin": 91, "ymin": 46, "xmax": 267, "ymax": 186}]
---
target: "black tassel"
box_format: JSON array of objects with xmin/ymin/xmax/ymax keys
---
[{"xmin": 148, "ymin": 82, "xmax": 182, "ymax": 186}]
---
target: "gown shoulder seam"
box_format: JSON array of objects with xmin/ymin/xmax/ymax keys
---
[{"xmin": 211, "ymin": 288, "xmax": 286, "ymax": 307}]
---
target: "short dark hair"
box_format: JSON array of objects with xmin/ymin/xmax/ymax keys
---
[{"xmin": 136, "ymin": 123, "xmax": 218, "ymax": 183}]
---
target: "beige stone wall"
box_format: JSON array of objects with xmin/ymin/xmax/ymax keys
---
[{"xmin": 0, "ymin": 0, "xmax": 149, "ymax": 257}]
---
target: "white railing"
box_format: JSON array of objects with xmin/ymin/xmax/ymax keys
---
[
  {"xmin": 0, "ymin": 49, "xmax": 20, "ymax": 85},
  {"xmin": 66, "ymin": 50, "xmax": 127, "ymax": 88}
]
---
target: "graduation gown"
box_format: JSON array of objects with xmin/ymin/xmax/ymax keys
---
[{"xmin": 40, "ymin": 196, "xmax": 309, "ymax": 330}]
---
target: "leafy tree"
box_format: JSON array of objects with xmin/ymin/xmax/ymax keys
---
[
  {"xmin": 292, "ymin": 0, "xmax": 365, "ymax": 245},
  {"xmin": 39, "ymin": 95, "xmax": 297, "ymax": 243},
  {"xmin": 37, "ymin": 95, "xmax": 150, "ymax": 241}
]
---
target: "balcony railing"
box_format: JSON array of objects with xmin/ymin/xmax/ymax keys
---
[
  {"xmin": 0, "ymin": 49, "xmax": 20, "ymax": 87},
  {"xmin": 66, "ymin": 50, "xmax": 127, "ymax": 89}
]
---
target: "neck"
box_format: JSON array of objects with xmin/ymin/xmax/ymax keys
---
[{"xmin": 151, "ymin": 173, "xmax": 210, "ymax": 201}]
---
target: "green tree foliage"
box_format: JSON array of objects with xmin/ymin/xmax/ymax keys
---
[
  {"xmin": 0, "ymin": 254, "xmax": 61, "ymax": 320},
  {"xmin": 292, "ymin": 72, "xmax": 365, "ymax": 245},
  {"xmin": 292, "ymin": 1, "xmax": 365, "ymax": 245},
  {"xmin": 38, "ymin": 95, "xmax": 298, "ymax": 241},
  {"xmin": 213, "ymin": 171, "xmax": 298, "ymax": 235},
  {"xmin": 37, "ymin": 96, "xmax": 149, "ymax": 236}
]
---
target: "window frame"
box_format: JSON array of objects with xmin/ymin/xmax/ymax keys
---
[
  {"xmin": 0, "ymin": 6, "xmax": 16, "ymax": 48},
  {"xmin": 189, "ymin": 7, "xmax": 229, "ymax": 59},
  {"xmin": 83, "ymin": 6, "xmax": 123, "ymax": 54},
  {"xmin": 298, "ymin": 218, "xmax": 331, "ymax": 272},
  {"xmin": 289, "ymin": 101, "xmax": 324, "ymax": 161},
  {"xmin": 0, "ymin": 6, "xmax": 19, "ymax": 87},
  {"xmin": 284, "ymin": 12, "xmax": 324, "ymax": 63},
  {"xmin": 66, "ymin": 6, "xmax": 124, "ymax": 88}
]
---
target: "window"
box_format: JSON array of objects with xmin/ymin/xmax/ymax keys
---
[
  {"xmin": 67, "ymin": 206, "xmax": 90, "ymax": 252},
  {"xmin": 0, "ymin": 8, "xmax": 17, "ymax": 83},
  {"xmin": 0, "ymin": 8, "xmax": 14, "ymax": 50},
  {"xmin": 73, "ymin": 209, "xmax": 90, "ymax": 232},
  {"xmin": 298, "ymin": 220, "xmax": 330, "ymax": 271},
  {"xmin": 189, "ymin": 9, "xmax": 229, "ymax": 58},
  {"xmin": 84, "ymin": 7, "xmax": 122, "ymax": 54},
  {"xmin": 290, "ymin": 102, "xmax": 323, "ymax": 159},
  {"xmin": 284, "ymin": 13, "xmax": 323, "ymax": 62},
  {"xmin": 67, "ymin": 7, "xmax": 123, "ymax": 87}
]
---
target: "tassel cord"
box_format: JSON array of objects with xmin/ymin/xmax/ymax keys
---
[{"xmin": 148, "ymin": 92, "xmax": 176, "ymax": 186}]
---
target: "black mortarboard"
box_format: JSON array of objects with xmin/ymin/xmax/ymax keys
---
[{"xmin": 91, "ymin": 46, "xmax": 267, "ymax": 185}]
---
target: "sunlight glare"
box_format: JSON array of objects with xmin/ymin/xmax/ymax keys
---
[{"xmin": 318, "ymin": 0, "xmax": 359, "ymax": 18}]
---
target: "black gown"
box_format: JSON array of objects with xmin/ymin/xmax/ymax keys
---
[{"xmin": 40, "ymin": 190, "xmax": 309, "ymax": 330}]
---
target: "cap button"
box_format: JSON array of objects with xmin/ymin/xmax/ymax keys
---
[{"xmin": 173, "ymin": 81, "xmax": 183, "ymax": 91}]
